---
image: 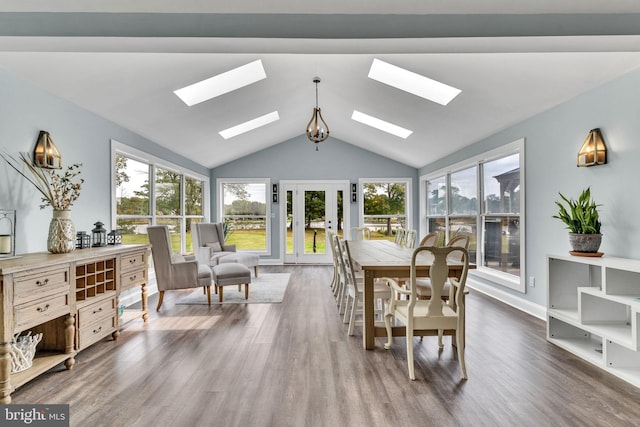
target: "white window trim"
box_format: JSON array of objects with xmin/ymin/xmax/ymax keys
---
[
  {"xmin": 110, "ymin": 139, "xmax": 210, "ymax": 253},
  {"xmin": 358, "ymin": 177, "xmax": 413, "ymax": 230},
  {"xmin": 216, "ymin": 177, "xmax": 271, "ymax": 256},
  {"xmin": 420, "ymin": 138, "xmax": 525, "ymax": 292}
]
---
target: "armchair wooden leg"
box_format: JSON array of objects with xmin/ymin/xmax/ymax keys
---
[
  {"xmin": 218, "ymin": 286, "xmax": 224, "ymax": 303},
  {"xmin": 245, "ymin": 284, "xmax": 249, "ymax": 299},
  {"xmin": 206, "ymin": 286, "xmax": 211, "ymax": 306},
  {"xmin": 254, "ymin": 266, "xmax": 259, "ymax": 277},
  {"xmin": 156, "ymin": 291, "xmax": 165, "ymax": 311}
]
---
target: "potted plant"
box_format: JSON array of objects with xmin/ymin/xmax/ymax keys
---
[{"xmin": 553, "ymin": 187, "xmax": 603, "ymax": 255}]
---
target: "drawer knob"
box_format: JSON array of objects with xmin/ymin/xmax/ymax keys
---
[
  {"xmin": 93, "ymin": 326, "xmax": 102, "ymax": 334},
  {"xmin": 92, "ymin": 307, "xmax": 103, "ymax": 314},
  {"xmin": 35, "ymin": 278, "xmax": 50, "ymax": 286},
  {"xmin": 37, "ymin": 304, "xmax": 50, "ymax": 312},
  {"xmin": 129, "ymin": 259, "xmax": 136, "ymax": 264},
  {"xmin": 129, "ymin": 275, "xmax": 137, "ymax": 281}
]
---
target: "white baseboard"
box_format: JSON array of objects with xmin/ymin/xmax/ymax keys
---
[{"xmin": 467, "ymin": 277, "xmax": 546, "ymax": 320}]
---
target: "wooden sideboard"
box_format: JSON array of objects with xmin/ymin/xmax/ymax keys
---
[{"xmin": 0, "ymin": 244, "xmax": 150, "ymax": 403}]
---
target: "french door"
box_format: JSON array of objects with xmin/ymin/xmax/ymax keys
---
[{"xmin": 281, "ymin": 181, "xmax": 349, "ymax": 264}]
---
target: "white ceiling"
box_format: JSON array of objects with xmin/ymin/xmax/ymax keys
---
[{"xmin": 1, "ymin": 2, "xmax": 640, "ymax": 169}]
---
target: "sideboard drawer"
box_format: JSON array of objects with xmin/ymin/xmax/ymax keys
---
[
  {"xmin": 13, "ymin": 267, "xmax": 70, "ymax": 305},
  {"xmin": 120, "ymin": 268, "xmax": 147, "ymax": 292},
  {"xmin": 120, "ymin": 252, "xmax": 146, "ymax": 274},
  {"xmin": 14, "ymin": 293, "xmax": 70, "ymax": 333},
  {"xmin": 78, "ymin": 295, "xmax": 115, "ymax": 326},
  {"xmin": 78, "ymin": 313, "xmax": 116, "ymax": 350}
]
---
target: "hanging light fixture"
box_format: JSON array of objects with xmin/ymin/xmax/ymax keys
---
[
  {"xmin": 306, "ymin": 77, "xmax": 329, "ymax": 150},
  {"xmin": 33, "ymin": 130, "xmax": 62, "ymax": 169},
  {"xmin": 577, "ymin": 128, "xmax": 607, "ymax": 167}
]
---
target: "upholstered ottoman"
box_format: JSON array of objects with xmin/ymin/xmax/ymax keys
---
[
  {"xmin": 211, "ymin": 263, "xmax": 252, "ymax": 302},
  {"xmin": 218, "ymin": 252, "xmax": 260, "ymax": 277}
]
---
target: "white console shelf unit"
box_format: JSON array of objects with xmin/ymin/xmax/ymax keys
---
[{"xmin": 547, "ymin": 253, "xmax": 640, "ymax": 388}]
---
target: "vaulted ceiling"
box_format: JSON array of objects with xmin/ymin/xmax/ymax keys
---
[{"xmin": 1, "ymin": 1, "xmax": 640, "ymax": 169}]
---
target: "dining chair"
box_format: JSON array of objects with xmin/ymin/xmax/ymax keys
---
[
  {"xmin": 394, "ymin": 227, "xmax": 406, "ymax": 246},
  {"xmin": 351, "ymin": 226, "xmax": 371, "ymax": 240},
  {"xmin": 382, "ymin": 245, "xmax": 470, "ymax": 381},
  {"xmin": 328, "ymin": 229, "xmax": 340, "ymax": 295},
  {"xmin": 404, "ymin": 229, "xmax": 417, "ymax": 248},
  {"xmin": 340, "ymin": 239, "xmax": 392, "ymax": 335},
  {"xmin": 418, "ymin": 231, "xmax": 440, "ymax": 247}
]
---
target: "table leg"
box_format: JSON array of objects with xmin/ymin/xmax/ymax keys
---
[{"xmin": 363, "ymin": 269, "xmax": 375, "ymax": 350}]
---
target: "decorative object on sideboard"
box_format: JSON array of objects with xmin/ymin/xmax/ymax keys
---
[
  {"xmin": 0, "ymin": 209, "xmax": 16, "ymax": 258},
  {"xmin": 48, "ymin": 209, "xmax": 76, "ymax": 253},
  {"xmin": 92, "ymin": 221, "xmax": 107, "ymax": 247},
  {"xmin": 553, "ymin": 187, "xmax": 603, "ymax": 255},
  {"xmin": 10, "ymin": 331, "xmax": 43, "ymax": 374},
  {"xmin": 306, "ymin": 76, "xmax": 330, "ymax": 150},
  {"xmin": 0, "ymin": 150, "xmax": 83, "ymax": 254},
  {"xmin": 577, "ymin": 128, "xmax": 607, "ymax": 167},
  {"xmin": 76, "ymin": 231, "xmax": 91, "ymax": 249},
  {"xmin": 107, "ymin": 229, "xmax": 122, "ymax": 245},
  {"xmin": 33, "ymin": 130, "xmax": 62, "ymax": 169}
]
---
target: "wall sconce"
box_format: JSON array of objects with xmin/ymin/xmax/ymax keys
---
[
  {"xmin": 34, "ymin": 130, "xmax": 62, "ymax": 169},
  {"xmin": 577, "ymin": 128, "xmax": 607, "ymax": 167},
  {"xmin": 272, "ymin": 183, "xmax": 278, "ymax": 204},
  {"xmin": 0, "ymin": 209, "xmax": 16, "ymax": 258},
  {"xmin": 351, "ymin": 183, "xmax": 357, "ymax": 203}
]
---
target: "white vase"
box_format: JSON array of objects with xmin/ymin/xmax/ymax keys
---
[{"xmin": 48, "ymin": 210, "xmax": 76, "ymax": 253}]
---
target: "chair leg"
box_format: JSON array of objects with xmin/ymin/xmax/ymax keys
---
[
  {"xmin": 342, "ymin": 294, "xmax": 351, "ymax": 324},
  {"xmin": 218, "ymin": 286, "xmax": 224, "ymax": 302},
  {"xmin": 254, "ymin": 266, "xmax": 259, "ymax": 277},
  {"xmin": 407, "ymin": 324, "xmax": 416, "ymax": 380},
  {"xmin": 156, "ymin": 290, "xmax": 165, "ymax": 311},
  {"xmin": 457, "ymin": 329, "xmax": 467, "ymax": 380},
  {"xmin": 347, "ymin": 294, "xmax": 358, "ymax": 336},
  {"xmin": 438, "ymin": 329, "xmax": 444, "ymax": 348},
  {"xmin": 238, "ymin": 284, "xmax": 241, "ymax": 292},
  {"xmin": 244, "ymin": 283, "xmax": 249, "ymax": 300},
  {"xmin": 206, "ymin": 286, "xmax": 211, "ymax": 306},
  {"xmin": 383, "ymin": 310, "xmax": 394, "ymax": 350}
]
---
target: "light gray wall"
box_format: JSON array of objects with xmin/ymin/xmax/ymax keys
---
[
  {"xmin": 420, "ymin": 67, "xmax": 640, "ymax": 307},
  {"xmin": 212, "ymin": 134, "xmax": 419, "ymax": 258},
  {"xmin": 0, "ymin": 69, "xmax": 208, "ymax": 254}
]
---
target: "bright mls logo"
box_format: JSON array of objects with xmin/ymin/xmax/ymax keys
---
[{"xmin": 2, "ymin": 405, "xmax": 69, "ymax": 426}]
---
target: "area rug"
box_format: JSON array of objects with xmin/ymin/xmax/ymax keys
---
[{"xmin": 176, "ymin": 273, "xmax": 290, "ymax": 304}]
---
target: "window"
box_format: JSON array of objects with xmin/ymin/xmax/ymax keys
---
[
  {"xmin": 422, "ymin": 139, "xmax": 524, "ymax": 292},
  {"xmin": 112, "ymin": 141, "xmax": 208, "ymax": 254},
  {"xmin": 217, "ymin": 179, "xmax": 270, "ymax": 253},
  {"xmin": 360, "ymin": 178, "xmax": 411, "ymax": 241}
]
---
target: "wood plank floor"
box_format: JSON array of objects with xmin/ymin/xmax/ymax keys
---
[{"xmin": 11, "ymin": 265, "xmax": 640, "ymax": 427}]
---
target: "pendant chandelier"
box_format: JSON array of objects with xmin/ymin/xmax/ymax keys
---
[{"xmin": 306, "ymin": 77, "xmax": 329, "ymax": 150}]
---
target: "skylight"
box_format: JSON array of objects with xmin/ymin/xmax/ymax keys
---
[
  {"xmin": 351, "ymin": 110, "xmax": 412, "ymax": 139},
  {"xmin": 174, "ymin": 59, "xmax": 267, "ymax": 107},
  {"xmin": 219, "ymin": 111, "xmax": 280, "ymax": 139},
  {"xmin": 368, "ymin": 58, "xmax": 461, "ymax": 106}
]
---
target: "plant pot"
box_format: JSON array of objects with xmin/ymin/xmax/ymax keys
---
[{"xmin": 568, "ymin": 233, "xmax": 602, "ymax": 253}]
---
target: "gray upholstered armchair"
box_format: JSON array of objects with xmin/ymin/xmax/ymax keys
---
[
  {"xmin": 192, "ymin": 222, "xmax": 236, "ymax": 268},
  {"xmin": 147, "ymin": 225, "xmax": 212, "ymax": 310}
]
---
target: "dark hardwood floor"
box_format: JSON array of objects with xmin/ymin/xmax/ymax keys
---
[{"xmin": 11, "ymin": 265, "xmax": 640, "ymax": 427}]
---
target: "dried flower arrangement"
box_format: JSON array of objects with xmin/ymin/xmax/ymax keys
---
[{"xmin": 0, "ymin": 152, "xmax": 83, "ymax": 210}]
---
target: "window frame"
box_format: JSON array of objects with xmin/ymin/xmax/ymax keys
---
[
  {"xmin": 111, "ymin": 140, "xmax": 210, "ymax": 254},
  {"xmin": 358, "ymin": 177, "xmax": 413, "ymax": 238},
  {"xmin": 216, "ymin": 177, "xmax": 271, "ymax": 256},
  {"xmin": 420, "ymin": 138, "xmax": 525, "ymax": 292}
]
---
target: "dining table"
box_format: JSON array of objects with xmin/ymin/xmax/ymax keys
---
[{"xmin": 347, "ymin": 239, "xmax": 473, "ymax": 350}]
